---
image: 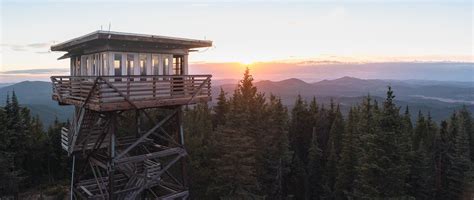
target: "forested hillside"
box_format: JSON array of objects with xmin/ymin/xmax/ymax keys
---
[
  {"xmin": 184, "ymin": 69, "xmax": 474, "ymax": 199},
  {"xmin": 0, "ymin": 69, "xmax": 472, "ymax": 199}
]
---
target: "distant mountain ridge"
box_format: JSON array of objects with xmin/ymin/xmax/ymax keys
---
[
  {"xmin": 0, "ymin": 77, "xmax": 472, "ymax": 126},
  {"xmin": 213, "ymin": 76, "xmax": 473, "ymax": 122},
  {"xmin": 0, "ymin": 81, "xmax": 73, "ymax": 127}
]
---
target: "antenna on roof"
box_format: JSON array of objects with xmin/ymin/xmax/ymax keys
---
[
  {"xmin": 108, "ymin": 22, "xmax": 112, "ymax": 39},
  {"xmin": 100, "ymin": 25, "xmax": 103, "ymax": 31}
]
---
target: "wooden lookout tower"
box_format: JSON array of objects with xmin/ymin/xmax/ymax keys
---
[{"xmin": 51, "ymin": 31, "xmax": 212, "ymax": 199}]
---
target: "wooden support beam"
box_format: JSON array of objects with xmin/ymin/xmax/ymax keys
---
[
  {"xmin": 115, "ymin": 147, "xmax": 185, "ymax": 164},
  {"xmin": 113, "ymin": 109, "xmax": 178, "ymax": 161}
]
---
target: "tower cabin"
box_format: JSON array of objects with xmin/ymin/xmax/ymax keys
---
[{"xmin": 51, "ymin": 31, "xmax": 212, "ymax": 111}]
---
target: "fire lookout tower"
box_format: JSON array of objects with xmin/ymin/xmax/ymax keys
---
[{"xmin": 51, "ymin": 31, "xmax": 212, "ymax": 199}]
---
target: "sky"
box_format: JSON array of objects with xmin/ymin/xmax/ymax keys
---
[{"xmin": 0, "ymin": 0, "xmax": 473, "ymax": 82}]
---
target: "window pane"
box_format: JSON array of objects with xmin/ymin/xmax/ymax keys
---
[
  {"xmin": 92, "ymin": 55, "xmax": 97, "ymax": 76},
  {"xmin": 139, "ymin": 54, "xmax": 147, "ymax": 76},
  {"xmin": 152, "ymin": 55, "xmax": 159, "ymax": 75},
  {"xmin": 127, "ymin": 54, "xmax": 134, "ymax": 75},
  {"xmin": 114, "ymin": 54, "xmax": 122, "ymax": 76},
  {"xmin": 85, "ymin": 56, "xmax": 90, "ymax": 75},
  {"xmin": 163, "ymin": 57, "xmax": 169, "ymax": 75},
  {"xmin": 76, "ymin": 57, "xmax": 81, "ymax": 76},
  {"xmin": 173, "ymin": 56, "xmax": 182, "ymax": 75},
  {"xmin": 102, "ymin": 53, "xmax": 108, "ymax": 75}
]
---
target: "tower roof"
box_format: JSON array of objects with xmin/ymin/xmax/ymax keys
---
[{"xmin": 51, "ymin": 30, "xmax": 213, "ymax": 53}]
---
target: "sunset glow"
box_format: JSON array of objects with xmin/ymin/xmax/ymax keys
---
[{"xmin": 0, "ymin": 0, "xmax": 472, "ymax": 83}]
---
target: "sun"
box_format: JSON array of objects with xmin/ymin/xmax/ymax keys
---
[{"xmin": 239, "ymin": 58, "xmax": 255, "ymax": 65}]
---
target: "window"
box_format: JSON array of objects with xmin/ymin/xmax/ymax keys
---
[
  {"xmin": 85, "ymin": 56, "xmax": 90, "ymax": 76},
  {"xmin": 163, "ymin": 57, "xmax": 169, "ymax": 75},
  {"xmin": 139, "ymin": 54, "xmax": 147, "ymax": 76},
  {"xmin": 102, "ymin": 53, "xmax": 108, "ymax": 76},
  {"xmin": 127, "ymin": 54, "xmax": 134, "ymax": 76},
  {"xmin": 173, "ymin": 56, "xmax": 183, "ymax": 75},
  {"xmin": 152, "ymin": 55, "xmax": 160, "ymax": 75},
  {"xmin": 114, "ymin": 54, "xmax": 122, "ymax": 76},
  {"xmin": 75, "ymin": 57, "xmax": 81, "ymax": 76},
  {"xmin": 92, "ymin": 54, "xmax": 97, "ymax": 76}
]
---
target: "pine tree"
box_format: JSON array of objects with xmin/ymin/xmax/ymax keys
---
[
  {"xmin": 458, "ymin": 105, "xmax": 474, "ymax": 161},
  {"xmin": 413, "ymin": 111, "xmax": 426, "ymax": 150},
  {"xmin": 213, "ymin": 87, "xmax": 228, "ymax": 127},
  {"xmin": 288, "ymin": 153, "xmax": 307, "ymax": 200},
  {"xmin": 210, "ymin": 127, "xmax": 259, "ymax": 198},
  {"xmin": 184, "ymin": 103, "xmax": 217, "ymax": 199},
  {"xmin": 210, "ymin": 68, "xmax": 263, "ymax": 198},
  {"xmin": 406, "ymin": 110, "xmax": 437, "ymax": 199},
  {"xmin": 307, "ymin": 130, "xmax": 323, "ymax": 200},
  {"xmin": 260, "ymin": 95, "xmax": 291, "ymax": 199},
  {"xmin": 434, "ymin": 120, "xmax": 450, "ymax": 199},
  {"xmin": 323, "ymin": 104, "xmax": 344, "ymax": 198},
  {"xmin": 289, "ymin": 95, "xmax": 312, "ymax": 162},
  {"xmin": 0, "ymin": 106, "xmax": 8, "ymax": 151},
  {"xmin": 445, "ymin": 112, "xmax": 471, "ymax": 199},
  {"xmin": 356, "ymin": 88, "xmax": 410, "ymax": 198},
  {"xmin": 335, "ymin": 107, "xmax": 360, "ymax": 199},
  {"xmin": 354, "ymin": 95, "xmax": 379, "ymax": 198},
  {"xmin": 330, "ymin": 104, "xmax": 345, "ymax": 158},
  {"xmin": 317, "ymin": 103, "xmax": 331, "ymax": 162},
  {"xmin": 378, "ymin": 87, "xmax": 410, "ymax": 197}
]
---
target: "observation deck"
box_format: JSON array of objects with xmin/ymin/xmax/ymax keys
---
[{"xmin": 51, "ymin": 75, "xmax": 211, "ymax": 111}]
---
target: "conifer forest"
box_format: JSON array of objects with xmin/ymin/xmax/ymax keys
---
[{"xmin": 0, "ymin": 69, "xmax": 473, "ymax": 199}]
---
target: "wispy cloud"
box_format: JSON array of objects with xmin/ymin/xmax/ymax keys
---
[
  {"xmin": 0, "ymin": 68, "xmax": 69, "ymax": 83},
  {"xmin": 27, "ymin": 43, "xmax": 52, "ymax": 48},
  {"xmin": 1, "ymin": 41, "xmax": 56, "ymax": 53},
  {"xmin": 0, "ymin": 68, "xmax": 69, "ymax": 75}
]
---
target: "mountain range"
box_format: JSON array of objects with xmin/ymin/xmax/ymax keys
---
[
  {"xmin": 213, "ymin": 76, "xmax": 473, "ymax": 122},
  {"xmin": 0, "ymin": 81, "xmax": 73, "ymax": 127},
  {"xmin": 0, "ymin": 77, "xmax": 472, "ymax": 126}
]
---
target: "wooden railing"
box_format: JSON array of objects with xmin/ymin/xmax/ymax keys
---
[{"xmin": 51, "ymin": 75, "xmax": 211, "ymax": 111}]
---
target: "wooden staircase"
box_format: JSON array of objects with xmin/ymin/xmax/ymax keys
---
[{"xmin": 62, "ymin": 108, "xmax": 110, "ymax": 154}]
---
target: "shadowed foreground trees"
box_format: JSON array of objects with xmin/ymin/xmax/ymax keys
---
[
  {"xmin": 0, "ymin": 91, "xmax": 69, "ymax": 198},
  {"xmin": 184, "ymin": 69, "xmax": 473, "ymax": 199}
]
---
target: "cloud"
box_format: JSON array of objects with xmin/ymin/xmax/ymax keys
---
[
  {"xmin": 1, "ymin": 41, "xmax": 56, "ymax": 53},
  {"xmin": 35, "ymin": 51, "xmax": 51, "ymax": 54},
  {"xmin": 27, "ymin": 43, "xmax": 52, "ymax": 48},
  {"xmin": 0, "ymin": 68, "xmax": 69, "ymax": 75}
]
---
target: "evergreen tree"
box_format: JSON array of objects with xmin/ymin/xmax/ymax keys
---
[
  {"xmin": 184, "ymin": 103, "xmax": 217, "ymax": 199},
  {"xmin": 260, "ymin": 95, "xmax": 291, "ymax": 199},
  {"xmin": 213, "ymin": 87, "xmax": 228, "ymax": 127},
  {"xmin": 210, "ymin": 68, "xmax": 263, "ymax": 198},
  {"xmin": 307, "ymin": 130, "xmax": 323, "ymax": 200},
  {"xmin": 354, "ymin": 95, "xmax": 378, "ymax": 198},
  {"xmin": 445, "ymin": 112, "xmax": 472, "ymax": 200},
  {"xmin": 407, "ymin": 110, "xmax": 437, "ymax": 199},
  {"xmin": 289, "ymin": 95, "xmax": 312, "ymax": 163},
  {"xmin": 433, "ymin": 120, "xmax": 450, "ymax": 199},
  {"xmin": 356, "ymin": 88, "xmax": 410, "ymax": 198},
  {"xmin": 323, "ymin": 104, "xmax": 344, "ymax": 198},
  {"xmin": 335, "ymin": 107, "xmax": 360, "ymax": 200},
  {"xmin": 210, "ymin": 127, "xmax": 259, "ymax": 198},
  {"xmin": 0, "ymin": 106, "xmax": 8, "ymax": 151},
  {"xmin": 458, "ymin": 106, "xmax": 474, "ymax": 161}
]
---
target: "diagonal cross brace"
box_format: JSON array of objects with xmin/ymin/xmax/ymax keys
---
[
  {"xmin": 113, "ymin": 109, "xmax": 178, "ymax": 161},
  {"xmin": 185, "ymin": 76, "xmax": 210, "ymax": 105}
]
